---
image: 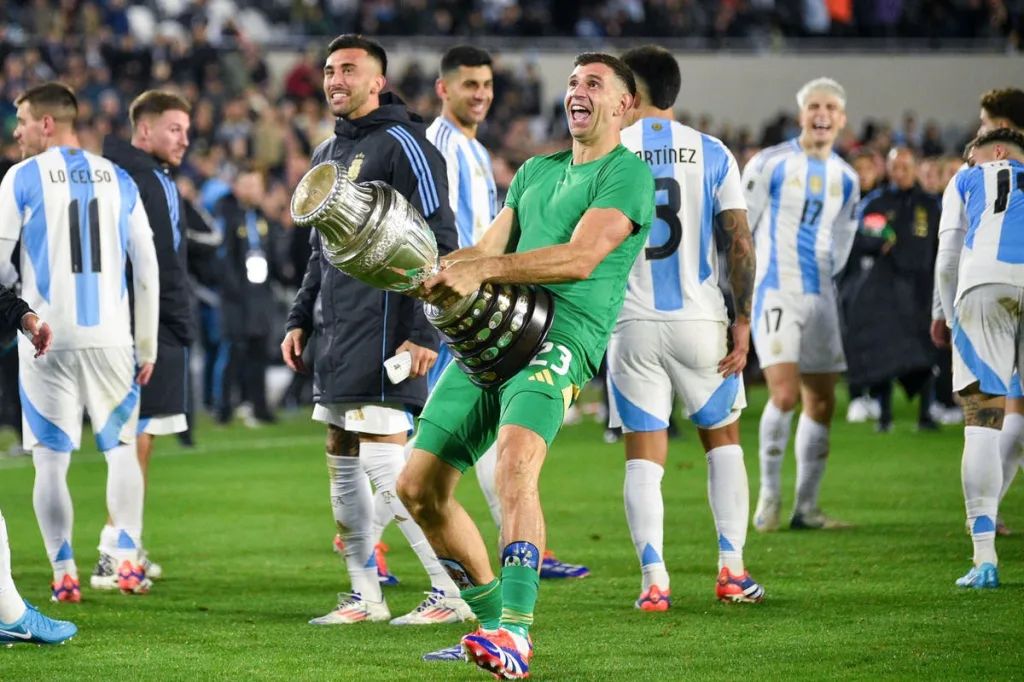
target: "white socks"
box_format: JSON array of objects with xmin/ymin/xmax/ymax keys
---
[
  {"xmin": 999, "ymin": 412, "xmax": 1024, "ymax": 502},
  {"xmin": 624, "ymin": 459, "xmax": 668, "ymax": 592},
  {"xmin": 360, "ymin": 442, "xmax": 460, "ymax": 597},
  {"xmin": 371, "ymin": 490, "xmax": 392, "ymax": 548},
  {"xmin": 0, "ymin": 508, "xmax": 26, "ymax": 623},
  {"xmin": 371, "ymin": 440, "xmax": 416, "ymax": 546},
  {"xmin": 794, "ymin": 414, "xmax": 830, "ymax": 515},
  {"xmin": 326, "ymin": 453, "xmax": 381, "ymax": 602},
  {"xmin": 758, "ymin": 400, "xmax": 794, "ymax": 499},
  {"xmin": 104, "ymin": 443, "xmax": 145, "ymax": 566},
  {"xmin": 707, "ymin": 445, "xmax": 748, "ymax": 574},
  {"xmin": 475, "ymin": 443, "xmax": 502, "ymax": 529},
  {"xmin": 32, "ymin": 447, "xmax": 75, "ymax": 578},
  {"xmin": 962, "ymin": 426, "xmax": 1001, "ymax": 567}
]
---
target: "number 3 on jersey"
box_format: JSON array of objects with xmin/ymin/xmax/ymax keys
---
[{"xmin": 645, "ymin": 177, "xmax": 682, "ymax": 261}]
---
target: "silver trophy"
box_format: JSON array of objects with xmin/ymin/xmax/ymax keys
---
[{"xmin": 290, "ymin": 160, "xmax": 554, "ymax": 388}]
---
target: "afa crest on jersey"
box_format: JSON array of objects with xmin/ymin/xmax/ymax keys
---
[
  {"xmin": 347, "ymin": 153, "xmax": 365, "ymax": 181},
  {"xmin": 914, "ymin": 206, "xmax": 929, "ymax": 237}
]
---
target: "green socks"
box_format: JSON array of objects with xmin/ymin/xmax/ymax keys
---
[
  {"xmin": 499, "ymin": 541, "xmax": 541, "ymax": 639},
  {"xmin": 451, "ymin": 541, "xmax": 542, "ymax": 638},
  {"xmin": 461, "ymin": 578, "xmax": 503, "ymax": 631}
]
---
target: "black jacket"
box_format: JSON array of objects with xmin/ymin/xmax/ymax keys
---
[
  {"xmin": 102, "ymin": 137, "xmax": 193, "ymax": 347},
  {"xmin": 216, "ymin": 195, "xmax": 280, "ymax": 339},
  {"xmin": 286, "ymin": 93, "xmax": 458, "ymax": 410},
  {"xmin": 183, "ymin": 199, "xmax": 222, "ymax": 290},
  {"xmin": 0, "ymin": 286, "xmax": 31, "ymax": 337},
  {"xmin": 838, "ymin": 182, "xmax": 941, "ymax": 387}
]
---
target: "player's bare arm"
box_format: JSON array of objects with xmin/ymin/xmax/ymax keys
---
[
  {"xmin": 440, "ymin": 206, "xmax": 517, "ymax": 265},
  {"xmin": 716, "ymin": 208, "xmax": 755, "ymax": 325},
  {"xmin": 715, "ymin": 208, "xmax": 755, "ymax": 377},
  {"xmin": 423, "ymin": 207, "xmax": 634, "ymax": 297}
]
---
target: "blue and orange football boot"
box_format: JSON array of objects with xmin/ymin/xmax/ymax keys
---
[
  {"xmin": 715, "ymin": 567, "xmax": 765, "ymax": 603},
  {"xmin": 539, "ymin": 550, "xmax": 589, "ymax": 579},
  {"xmin": 117, "ymin": 559, "xmax": 151, "ymax": 595},
  {"xmin": 635, "ymin": 585, "xmax": 671, "ymax": 612},
  {"xmin": 51, "ymin": 575, "xmax": 81, "ymax": 604},
  {"xmin": 461, "ymin": 628, "xmax": 533, "ymax": 679}
]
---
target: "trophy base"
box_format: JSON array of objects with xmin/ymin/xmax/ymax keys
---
[{"xmin": 449, "ymin": 285, "xmax": 555, "ymax": 389}]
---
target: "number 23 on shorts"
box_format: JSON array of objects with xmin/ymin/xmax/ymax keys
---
[{"xmin": 527, "ymin": 341, "xmax": 580, "ymax": 415}]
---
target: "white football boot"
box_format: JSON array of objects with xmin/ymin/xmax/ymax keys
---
[{"xmin": 389, "ymin": 588, "xmax": 475, "ymax": 625}]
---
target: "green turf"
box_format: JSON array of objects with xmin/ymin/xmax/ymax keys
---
[{"xmin": 0, "ymin": 387, "xmax": 1021, "ymax": 681}]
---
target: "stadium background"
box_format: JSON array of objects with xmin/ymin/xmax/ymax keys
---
[{"xmin": 1, "ymin": 1, "xmax": 1023, "ymax": 679}]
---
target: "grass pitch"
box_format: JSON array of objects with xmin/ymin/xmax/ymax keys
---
[{"xmin": 0, "ymin": 387, "xmax": 1021, "ymax": 681}]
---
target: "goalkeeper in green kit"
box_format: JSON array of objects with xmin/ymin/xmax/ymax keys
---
[{"xmin": 396, "ymin": 52, "xmax": 654, "ymax": 679}]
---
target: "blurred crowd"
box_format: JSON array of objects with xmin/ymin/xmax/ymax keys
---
[{"xmin": 3, "ymin": 0, "xmax": 1021, "ymax": 47}]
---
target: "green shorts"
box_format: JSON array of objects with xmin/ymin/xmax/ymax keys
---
[{"xmin": 415, "ymin": 334, "xmax": 589, "ymax": 473}]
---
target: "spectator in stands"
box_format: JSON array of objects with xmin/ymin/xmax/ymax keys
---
[{"xmin": 213, "ymin": 167, "xmax": 280, "ymax": 426}]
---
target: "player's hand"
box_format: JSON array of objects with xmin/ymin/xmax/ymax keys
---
[
  {"xmin": 931, "ymin": 319, "xmax": 951, "ymax": 349},
  {"xmin": 21, "ymin": 313, "xmax": 52, "ymax": 358},
  {"xmin": 281, "ymin": 328, "xmax": 309, "ymax": 374},
  {"xmin": 421, "ymin": 259, "xmax": 484, "ymax": 302},
  {"xmin": 719, "ymin": 321, "xmax": 751, "ymax": 378},
  {"xmin": 136, "ymin": 363, "xmax": 154, "ymax": 386},
  {"xmin": 396, "ymin": 339, "xmax": 437, "ymax": 378}
]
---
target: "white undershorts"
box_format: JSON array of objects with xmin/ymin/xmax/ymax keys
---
[{"xmin": 312, "ymin": 402, "xmax": 414, "ymax": 436}]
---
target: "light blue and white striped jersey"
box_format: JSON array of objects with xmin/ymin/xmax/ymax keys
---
[
  {"xmin": 426, "ymin": 116, "xmax": 498, "ymax": 247},
  {"xmin": 947, "ymin": 159, "xmax": 1024, "ymax": 304},
  {"xmin": 618, "ymin": 117, "xmax": 746, "ymax": 323},
  {"xmin": 0, "ymin": 146, "xmax": 160, "ymax": 360},
  {"xmin": 742, "ymin": 139, "xmax": 860, "ymax": 298}
]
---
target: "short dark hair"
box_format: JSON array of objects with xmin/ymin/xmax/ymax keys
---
[
  {"xmin": 440, "ymin": 45, "xmax": 492, "ymax": 78},
  {"xmin": 620, "ymin": 45, "xmax": 680, "ymax": 110},
  {"xmin": 15, "ymin": 82, "xmax": 78, "ymax": 125},
  {"xmin": 980, "ymin": 88, "xmax": 1024, "ymax": 130},
  {"xmin": 129, "ymin": 90, "xmax": 191, "ymax": 128},
  {"xmin": 573, "ymin": 52, "xmax": 636, "ymax": 98},
  {"xmin": 327, "ymin": 34, "xmax": 387, "ymax": 77},
  {"xmin": 972, "ymin": 126, "xmax": 1024, "ymax": 153},
  {"xmin": 962, "ymin": 139, "xmax": 978, "ymax": 163}
]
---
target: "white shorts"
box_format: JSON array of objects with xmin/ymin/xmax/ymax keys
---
[
  {"xmin": 752, "ymin": 288, "xmax": 846, "ymax": 373},
  {"xmin": 19, "ymin": 345, "xmax": 139, "ymax": 452},
  {"xmin": 312, "ymin": 402, "xmax": 414, "ymax": 436},
  {"xmin": 606, "ymin": 319, "xmax": 747, "ymax": 432},
  {"xmin": 952, "ymin": 284, "xmax": 1024, "ymax": 395},
  {"xmin": 137, "ymin": 414, "xmax": 187, "ymax": 436}
]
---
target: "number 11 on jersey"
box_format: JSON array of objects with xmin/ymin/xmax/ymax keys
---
[{"xmin": 69, "ymin": 197, "xmax": 102, "ymax": 273}]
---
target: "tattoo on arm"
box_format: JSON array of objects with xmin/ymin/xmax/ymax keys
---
[{"xmin": 715, "ymin": 209, "xmax": 755, "ymax": 324}]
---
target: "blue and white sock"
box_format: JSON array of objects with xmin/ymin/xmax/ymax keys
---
[
  {"xmin": 707, "ymin": 445, "xmax": 748, "ymax": 574},
  {"xmin": 625, "ymin": 459, "xmax": 668, "ymax": 592},
  {"xmin": 963, "ymin": 426, "xmax": 1001, "ymax": 566}
]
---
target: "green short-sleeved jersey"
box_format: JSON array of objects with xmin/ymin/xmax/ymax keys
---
[
  {"xmin": 505, "ymin": 145, "xmax": 655, "ymax": 380},
  {"xmin": 415, "ymin": 144, "xmax": 654, "ymax": 472}
]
